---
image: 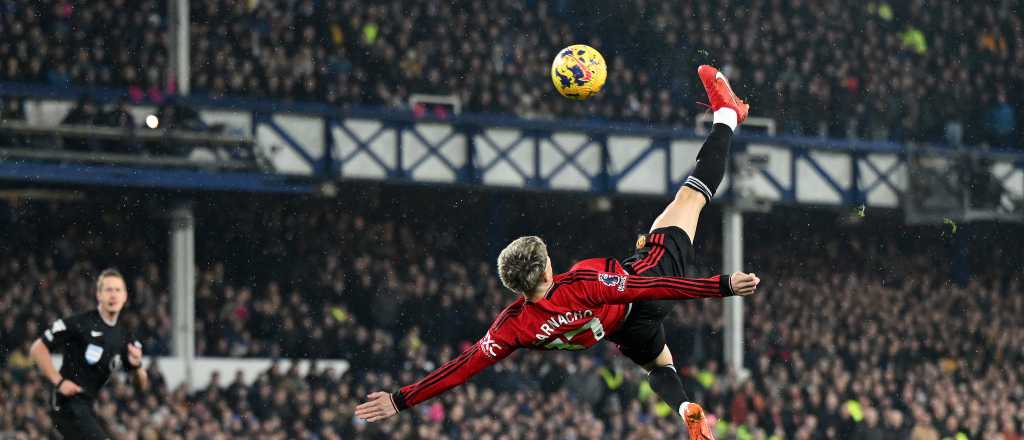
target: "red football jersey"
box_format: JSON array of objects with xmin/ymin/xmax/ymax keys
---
[{"xmin": 391, "ymin": 257, "xmax": 731, "ymax": 410}]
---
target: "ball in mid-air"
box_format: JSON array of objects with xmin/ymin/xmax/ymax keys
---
[{"xmin": 550, "ymin": 44, "xmax": 607, "ymax": 100}]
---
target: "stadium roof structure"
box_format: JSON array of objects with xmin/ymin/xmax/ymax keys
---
[{"xmin": 1, "ymin": 82, "xmax": 1021, "ymax": 222}]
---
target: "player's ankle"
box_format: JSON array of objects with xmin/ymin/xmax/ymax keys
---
[
  {"xmin": 713, "ymin": 108, "xmax": 738, "ymax": 131},
  {"xmin": 678, "ymin": 401, "xmax": 691, "ymax": 417}
]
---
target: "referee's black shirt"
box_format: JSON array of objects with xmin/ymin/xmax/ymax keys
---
[{"xmin": 41, "ymin": 309, "xmax": 141, "ymax": 397}]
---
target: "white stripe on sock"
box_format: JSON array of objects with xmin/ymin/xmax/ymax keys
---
[
  {"xmin": 687, "ymin": 177, "xmax": 712, "ymax": 197},
  {"xmin": 685, "ymin": 176, "xmax": 713, "ymax": 200}
]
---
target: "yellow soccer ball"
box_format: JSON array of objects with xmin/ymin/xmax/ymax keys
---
[{"xmin": 550, "ymin": 44, "xmax": 607, "ymax": 100}]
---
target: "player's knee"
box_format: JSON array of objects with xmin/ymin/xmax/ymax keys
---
[{"xmin": 643, "ymin": 345, "xmax": 674, "ymax": 371}]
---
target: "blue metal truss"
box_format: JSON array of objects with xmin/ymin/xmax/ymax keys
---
[
  {"xmin": 474, "ymin": 129, "xmax": 535, "ymax": 185},
  {"xmin": 253, "ymin": 114, "xmax": 322, "ymax": 172},
  {"xmin": 330, "ymin": 119, "xmax": 398, "ymax": 178},
  {"xmin": 403, "ymin": 124, "xmax": 466, "ymax": 180},
  {"xmin": 858, "ymin": 153, "xmax": 904, "ymax": 203},
  {"xmin": 540, "ymin": 133, "xmax": 601, "ymax": 190},
  {"xmin": 325, "ymin": 113, "xmax": 1024, "ymax": 210},
  {"xmin": 609, "ymin": 137, "xmax": 665, "ymax": 192},
  {"xmin": 1, "ymin": 80, "xmax": 1020, "ymax": 208}
]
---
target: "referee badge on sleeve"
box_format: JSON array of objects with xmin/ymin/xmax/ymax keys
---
[{"xmin": 85, "ymin": 344, "xmax": 104, "ymax": 365}]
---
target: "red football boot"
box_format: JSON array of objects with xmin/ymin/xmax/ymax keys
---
[
  {"xmin": 681, "ymin": 402, "xmax": 716, "ymax": 440},
  {"xmin": 697, "ymin": 65, "xmax": 749, "ymax": 124}
]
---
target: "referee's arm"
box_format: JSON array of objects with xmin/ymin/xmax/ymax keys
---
[
  {"xmin": 29, "ymin": 339, "xmax": 81, "ymax": 394},
  {"xmin": 126, "ymin": 342, "xmax": 149, "ymax": 390},
  {"xmin": 29, "ymin": 325, "xmax": 83, "ymax": 397},
  {"xmin": 29, "ymin": 339, "xmax": 63, "ymax": 386}
]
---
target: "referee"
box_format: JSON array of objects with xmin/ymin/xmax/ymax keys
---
[{"xmin": 29, "ymin": 268, "xmax": 149, "ymax": 439}]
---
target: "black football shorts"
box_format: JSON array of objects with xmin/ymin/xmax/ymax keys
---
[
  {"xmin": 608, "ymin": 225, "xmax": 697, "ymax": 366},
  {"xmin": 51, "ymin": 392, "xmax": 109, "ymax": 440}
]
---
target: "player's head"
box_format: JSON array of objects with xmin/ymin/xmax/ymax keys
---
[
  {"xmin": 497, "ymin": 236, "xmax": 552, "ymax": 295},
  {"xmin": 95, "ymin": 268, "xmax": 128, "ymax": 315}
]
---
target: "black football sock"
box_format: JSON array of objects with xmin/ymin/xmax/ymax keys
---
[
  {"xmin": 648, "ymin": 364, "xmax": 689, "ymax": 413},
  {"xmin": 683, "ymin": 123, "xmax": 733, "ymax": 203}
]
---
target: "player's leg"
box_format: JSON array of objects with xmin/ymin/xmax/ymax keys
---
[
  {"xmin": 644, "ymin": 344, "xmax": 717, "ymax": 440},
  {"xmin": 609, "ymin": 319, "xmax": 717, "ymax": 439},
  {"xmin": 643, "ymin": 345, "xmax": 687, "ymax": 407},
  {"xmin": 612, "ymin": 322, "xmax": 692, "ymax": 419},
  {"xmin": 649, "ymin": 65, "xmax": 748, "ymax": 241}
]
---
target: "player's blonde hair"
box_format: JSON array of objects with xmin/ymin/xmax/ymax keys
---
[
  {"xmin": 497, "ymin": 236, "xmax": 549, "ymax": 294},
  {"xmin": 96, "ymin": 268, "xmax": 125, "ymax": 292}
]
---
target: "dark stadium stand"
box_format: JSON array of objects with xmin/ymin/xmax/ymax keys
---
[
  {"xmin": 1, "ymin": 190, "xmax": 1021, "ymax": 438},
  {"xmin": 1, "ymin": 0, "xmax": 1021, "ymax": 148}
]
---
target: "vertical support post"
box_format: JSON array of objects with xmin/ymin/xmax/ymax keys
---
[
  {"xmin": 168, "ymin": 0, "xmax": 190, "ymax": 94},
  {"xmin": 722, "ymin": 205, "xmax": 745, "ymax": 378},
  {"xmin": 170, "ymin": 203, "xmax": 195, "ymax": 390}
]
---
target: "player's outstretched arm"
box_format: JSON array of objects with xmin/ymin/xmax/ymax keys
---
[
  {"xmin": 588, "ymin": 271, "xmax": 759, "ymax": 304},
  {"xmin": 356, "ymin": 331, "xmax": 515, "ymax": 422}
]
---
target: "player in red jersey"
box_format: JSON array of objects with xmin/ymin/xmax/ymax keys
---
[{"xmin": 357, "ymin": 65, "xmax": 756, "ymax": 439}]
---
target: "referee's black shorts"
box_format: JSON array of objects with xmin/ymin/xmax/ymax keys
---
[
  {"xmin": 607, "ymin": 225, "xmax": 697, "ymax": 366},
  {"xmin": 51, "ymin": 391, "xmax": 109, "ymax": 440}
]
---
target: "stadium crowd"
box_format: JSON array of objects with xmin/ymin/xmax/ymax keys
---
[
  {"xmin": 1, "ymin": 190, "xmax": 1022, "ymax": 439},
  {"xmin": 1, "ymin": 0, "xmax": 1022, "ymax": 148}
]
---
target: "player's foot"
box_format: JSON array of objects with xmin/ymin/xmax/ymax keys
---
[
  {"xmin": 697, "ymin": 65, "xmax": 749, "ymax": 124},
  {"xmin": 681, "ymin": 402, "xmax": 716, "ymax": 440}
]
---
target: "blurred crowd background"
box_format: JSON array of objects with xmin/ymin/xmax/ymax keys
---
[
  {"xmin": 1, "ymin": 0, "xmax": 1022, "ymax": 148},
  {"xmin": 0, "ymin": 188, "xmax": 1021, "ymax": 439}
]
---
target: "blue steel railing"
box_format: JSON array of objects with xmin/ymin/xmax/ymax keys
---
[{"xmin": 1, "ymin": 82, "xmax": 1021, "ymax": 208}]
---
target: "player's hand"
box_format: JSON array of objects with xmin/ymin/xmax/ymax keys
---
[
  {"xmin": 355, "ymin": 391, "xmax": 398, "ymax": 422},
  {"xmin": 730, "ymin": 272, "xmax": 760, "ymax": 296},
  {"xmin": 57, "ymin": 379, "xmax": 82, "ymax": 396},
  {"xmin": 127, "ymin": 343, "xmax": 143, "ymax": 368}
]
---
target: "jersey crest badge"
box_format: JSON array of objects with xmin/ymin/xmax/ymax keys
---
[
  {"xmin": 598, "ymin": 273, "xmax": 627, "ymax": 291},
  {"xmin": 635, "ymin": 234, "xmax": 647, "ymax": 249}
]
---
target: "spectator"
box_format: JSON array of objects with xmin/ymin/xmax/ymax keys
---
[
  {"xmin": 60, "ymin": 95, "xmax": 101, "ymax": 151},
  {"xmin": 98, "ymin": 97, "xmax": 139, "ymax": 154},
  {"xmin": 61, "ymin": 95, "xmax": 100, "ymax": 126},
  {"xmin": 0, "ymin": 96, "xmax": 25, "ymax": 122},
  {"xmin": 99, "ymin": 97, "xmax": 135, "ymax": 129},
  {"xmin": 1, "ymin": 187, "xmax": 1022, "ymax": 438},
  {"xmin": 990, "ymin": 89, "xmax": 1017, "ymax": 148},
  {"xmin": 910, "ymin": 405, "xmax": 940, "ymax": 440},
  {"xmin": 0, "ymin": 96, "xmax": 27, "ymax": 147},
  {"xmin": 2, "ymin": 0, "xmax": 1022, "ymax": 148}
]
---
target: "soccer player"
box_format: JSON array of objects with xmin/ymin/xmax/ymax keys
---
[
  {"xmin": 357, "ymin": 65, "xmax": 755, "ymax": 439},
  {"xmin": 29, "ymin": 268, "xmax": 148, "ymax": 440}
]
